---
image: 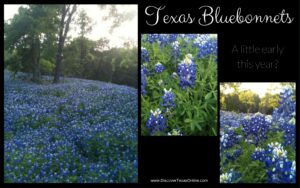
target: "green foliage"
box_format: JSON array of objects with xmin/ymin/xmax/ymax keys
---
[
  {"xmin": 112, "ymin": 47, "xmax": 137, "ymax": 87},
  {"xmin": 31, "ymin": 115, "xmax": 57, "ymax": 129},
  {"xmin": 5, "ymin": 50, "xmax": 22, "ymax": 78},
  {"xmin": 222, "ymin": 93, "xmax": 240, "ymax": 112},
  {"xmin": 221, "ymin": 143, "xmax": 267, "ymax": 183},
  {"xmin": 40, "ymin": 58, "xmax": 55, "ymax": 75},
  {"xmin": 76, "ymin": 10, "xmax": 93, "ymax": 38},
  {"xmin": 141, "ymin": 37, "xmax": 217, "ymax": 136},
  {"xmin": 62, "ymin": 37, "xmax": 137, "ymax": 88},
  {"xmin": 5, "ymin": 5, "xmax": 137, "ymax": 87},
  {"xmin": 5, "ymin": 131, "xmax": 14, "ymax": 140},
  {"xmin": 221, "ymin": 86, "xmax": 280, "ymax": 115},
  {"xmin": 4, "ymin": 5, "xmax": 59, "ymax": 82},
  {"xmin": 259, "ymin": 93, "xmax": 280, "ymax": 114},
  {"xmin": 51, "ymin": 90, "xmax": 66, "ymax": 97},
  {"xmin": 238, "ymin": 90, "xmax": 260, "ymax": 113}
]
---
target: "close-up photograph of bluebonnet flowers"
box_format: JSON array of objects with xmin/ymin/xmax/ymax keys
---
[
  {"xmin": 141, "ymin": 34, "xmax": 218, "ymax": 136},
  {"xmin": 220, "ymin": 83, "xmax": 296, "ymax": 183}
]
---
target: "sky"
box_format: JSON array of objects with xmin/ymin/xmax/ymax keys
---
[
  {"xmin": 222, "ymin": 83, "xmax": 282, "ymax": 98},
  {"xmin": 4, "ymin": 4, "xmax": 137, "ymax": 48}
]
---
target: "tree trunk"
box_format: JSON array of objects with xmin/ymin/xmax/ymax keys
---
[
  {"xmin": 53, "ymin": 5, "xmax": 77, "ymax": 84},
  {"xmin": 32, "ymin": 36, "xmax": 41, "ymax": 83},
  {"xmin": 53, "ymin": 34, "xmax": 64, "ymax": 83},
  {"xmin": 53, "ymin": 6, "xmax": 67, "ymax": 84}
]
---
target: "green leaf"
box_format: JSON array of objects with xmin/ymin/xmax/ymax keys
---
[
  {"xmin": 184, "ymin": 119, "xmax": 192, "ymax": 123},
  {"xmin": 211, "ymin": 127, "xmax": 217, "ymax": 136},
  {"xmin": 205, "ymin": 92, "xmax": 212, "ymax": 100}
]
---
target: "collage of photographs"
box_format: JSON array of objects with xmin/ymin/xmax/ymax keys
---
[{"xmin": 2, "ymin": 2, "xmax": 299, "ymax": 188}]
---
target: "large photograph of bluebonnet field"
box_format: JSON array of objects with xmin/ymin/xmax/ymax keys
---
[
  {"xmin": 4, "ymin": 5, "xmax": 137, "ymax": 183},
  {"xmin": 141, "ymin": 34, "xmax": 218, "ymax": 136},
  {"xmin": 220, "ymin": 83, "xmax": 296, "ymax": 183}
]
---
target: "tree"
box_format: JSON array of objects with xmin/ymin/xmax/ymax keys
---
[
  {"xmin": 5, "ymin": 5, "xmax": 58, "ymax": 82},
  {"xmin": 76, "ymin": 10, "xmax": 93, "ymax": 63},
  {"xmin": 224, "ymin": 93, "xmax": 240, "ymax": 112},
  {"xmin": 74, "ymin": 9, "xmax": 95, "ymax": 76},
  {"xmin": 62, "ymin": 37, "xmax": 96, "ymax": 78},
  {"xmin": 239, "ymin": 90, "xmax": 260, "ymax": 113},
  {"xmin": 259, "ymin": 93, "xmax": 280, "ymax": 114},
  {"xmin": 53, "ymin": 5, "xmax": 77, "ymax": 83},
  {"xmin": 112, "ymin": 47, "xmax": 137, "ymax": 87},
  {"xmin": 76, "ymin": 10, "xmax": 93, "ymax": 38},
  {"xmin": 96, "ymin": 38, "xmax": 110, "ymax": 51},
  {"xmin": 99, "ymin": 5, "xmax": 136, "ymax": 33},
  {"xmin": 4, "ymin": 50, "xmax": 22, "ymax": 78},
  {"xmin": 220, "ymin": 83, "xmax": 241, "ymax": 94}
]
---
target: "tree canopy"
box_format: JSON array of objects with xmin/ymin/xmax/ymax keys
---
[
  {"xmin": 220, "ymin": 83, "xmax": 292, "ymax": 114},
  {"xmin": 4, "ymin": 5, "xmax": 137, "ymax": 88}
]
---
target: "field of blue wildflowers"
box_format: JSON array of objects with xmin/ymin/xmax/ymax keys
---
[
  {"xmin": 141, "ymin": 34, "xmax": 218, "ymax": 136},
  {"xmin": 220, "ymin": 86, "xmax": 296, "ymax": 183},
  {"xmin": 4, "ymin": 71, "xmax": 138, "ymax": 183}
]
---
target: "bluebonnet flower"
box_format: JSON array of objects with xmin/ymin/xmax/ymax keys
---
[
  {"xmin": 157, "ymin": 34, "xmax": 170, "ymax": 46},
  {"xmin": 281, "ymin": 121, "xmax": 295, "ymax": 148},
  {"xmin": 183, "ymin": 34, "xmax": 198, "ymax": 41},
  {"xmin": 141, "ymin": 66, "xmax": 149, "ymax": 75},
  {"xmin": 145, "ymin": 34, "xmax": 160, "ymax": 43},
  {"xmin": 144, "ymin": 33, "xmax": 177, "ymax": 45},
  {"xmin": 272, "ymin": 86, "xmax": 295, "ymax": 124},
  {"xmin": 241, "ymin": 112, "xmax": 271, "ymax": 146},
  {"xmin": 272, "ymin": 86, "xmax": 295, "ymax": 148},
  {"xmin": 220, "ymin": 111, "xmax": 243, "ymax": 128},
  {"xmin": 251, "ymin": 147, "xmax": 266, "ymax": 162},
  {"xmin": 171, "ymin": 41, "xmax": 180, "ymax": 59},
  {"xmin": 220, "ymin": 169, "xmax": 241, "ymax": 183},
  {"xmin": 220, "ymin": 111, "xmax": 244, "ymax": 151},
  {"xmin": 220, "ymin": 172, "xmax": 232, "ymax": 183},
  {"xmin": 141, "ymin": 47, "xmax": 150, "ymax": 63},
  {"xmin": 168, "ymin": 34, "xmax": 179, "ymax": 42},
  {"xmin": 193, "ymin": 34, "xmax": 209, "ymax": 46},
  {"xmin": 167, "ymin": 128, "xmax": 183, "ymax": 136},
  {"xmin": 177, "ymin": 54, "xmax": 197, "ymax": 89},
  {"xmin": 225, "ymin": 148, "xmax": 242, "ymax": 162},
  {"xmin": 161, "ymin": 88, "xmax": 176, "ymax": 109},
  {"xmin": 154, "ymin": 62, "xmax": 165, "ymax": 74},
  {"xmin": 265, "ymin": 143, "xmax": 295, "ymax": 183},
  {"xmin": 194, "ymin": 34, "xmax": 217, "ymax": 59},
  {"xmin": 146, "ymin": 34, "xmax": 178, "ymax": 47},
  {"xmin": 146, "ymin": 108, "xmax": 167, "ymax": 135},
  {"xmin": 170, "ymin": 72, "xmax": 178, "ymax": 79},
  {"xmin": 252, "ymin": 142, "xmax": 295, "ymax": 183},
  {"xmin": 157, "ymin": 79, "xmax": 164, "ymax": 86},
  {"xmin": 220, "ymin": 128, "xmax": 242, "ymax": 151}
]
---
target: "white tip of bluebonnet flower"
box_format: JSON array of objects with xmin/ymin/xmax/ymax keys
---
[
  {"xmin": 185, "ymin": 53, "xmax": 193, "ymax": 59},
  {"xmin": 151, "ymin": 108, "xmax": 161, "ymax": 117},
  {"xmin": 163, "ymin": 88, "xmax": 172, "ymax": 93}
]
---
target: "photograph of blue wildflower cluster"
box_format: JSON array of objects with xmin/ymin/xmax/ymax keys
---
[
  {"xmin": 220, "ymin": 83, "xmax": 296, "ymax": 183},
  {"xmin": 4, "ymin": 4, "xmax": 138, "ymax": 183},
  {"xmin": 141, "ymin": 34, "xmax": 218, "ymax": 136}
]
